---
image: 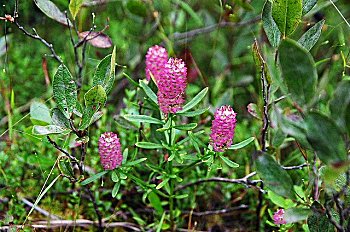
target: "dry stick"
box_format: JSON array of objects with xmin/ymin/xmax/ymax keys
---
[
  {"xmin": 181, "ymin": 204, "xmax": 249, "ymax": 217},
  {"xmin": 21, "ymin": 198, "xmax": 61, "ymax": 220},
  {"xmin": 47, "ymin": 136, "xmax": 79, "ymax": 164}
]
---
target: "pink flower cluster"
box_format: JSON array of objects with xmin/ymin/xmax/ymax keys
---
[
  {"xmin": 210, "ymin": 105, "xmax": 237, "ymax": 152},
  {"xmin": 273, "ymin": 209, "xmax": 287, "ymax": 225},
  {"xmin": 145, "ymin": 45, "xmax": 187, "ymax": 114},
  {"xmin": 98, "ymin": 132, "xmax": 123, "ymax": 170},
  {"xmin": 145, "ymin": 45, "xmax": 168, "ymax": 81}
]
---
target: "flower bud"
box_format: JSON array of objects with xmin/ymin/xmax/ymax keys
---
[
  {"xmin": 145, "ymin": 45, "xmax": 168, "ymax": 81},
  {"xmin": 98, "ymin": 132, "xmax": 122, "ymax": 170}
]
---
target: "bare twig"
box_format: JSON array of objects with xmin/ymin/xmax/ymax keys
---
[
  {"xmin": 21, "ymin": 198, "xmax": 61, "ymax": 220},
  {"xmin": 256, "ymin": 182, "xmax": 264, "ymax": 231},
  {"xmin": 325, "ymin": 202, "xmax": 344, "ymax": 232},
  {"xmin": 182, "ymin": 204, "xmax": 249, "ymax": 217},
  {"xmin": 171, "ymin": 16, "xmax": 261, "ymax": 42},
  {"xmin": 260, "ymin": 63, "xmax": 270, "ymax": 151},
  {"xmin": 47, "ymin": 136, "xmax": 79, "ymax": 163},
  {"xmin": 84, "ymin": 188, "xmax": 103, "ymax": 231}
]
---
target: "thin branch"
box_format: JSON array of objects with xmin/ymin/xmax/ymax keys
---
[
  {"xmin": 260, "ymin": 63, "xmax": 270, "ymax": 152},
  {"xmin": 181, "ymin": 204, "xmax": 249, "ymax": 217},
  {"xmin": 21, "ymin": 198, "xmax": 61, "ymax": 220},
  {"xmin": 84, "ymin": 188, "xmax": 103, "ymax": 231},
  {"xmin": 256, "ymin": 182, "xmax": 264, "ymax": 231},
  {"xmin": 47, "ymin": 136, "xmax": 79, "ymax": 163},
  {"xmin": 325, "ymin": 202, "xmax": 344, "ymax": 232},
  {"xmin": 171, "ymin": 16, "xmax": 261, "ymax": 41}
]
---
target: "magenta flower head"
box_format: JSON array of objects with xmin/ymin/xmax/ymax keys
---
[
  {"xmin": 98, "ymin": 132, "xmax": 122, "ymax": 170},
  {"xmin": 273, "ymin": 209, "xmax": 287, "ymax": 225},
  {"xmin": 210, "ymin": 105, "xmax": 237, "ymax": 152},
  {"xmin": 157, "ymin": 57, "xmax": 187, "ymax": 114},
  {"xmin": 145, "ymin": 45, "xmax": 168, "ymax": 81}
]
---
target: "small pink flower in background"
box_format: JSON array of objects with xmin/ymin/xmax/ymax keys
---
[
  {"xmin": 158, "ymin": 57, "xmax": 187, "ymax": 114},
  {"xmin": 210, "ymin": 105, "xmax": 237, "ymax": 152},
  {"xmin": 98, "ymin": 132, "xmax": 122, "ymax": 170},
  {"xmin": 145, "ymin": 45, "xmax": 168, "ymax": 81},
  {"xmin": 273, "ymin": 209, "xmax": 287, "ymax": 225}
]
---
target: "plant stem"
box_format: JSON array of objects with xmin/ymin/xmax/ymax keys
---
[{"xmin": 167, "ymin": 115, "xmax": 175, "ymax": 231}]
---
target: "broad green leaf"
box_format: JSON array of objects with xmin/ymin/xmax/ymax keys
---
[
  {"xmin": 228, "ymin": 137, "xmax": 255, "ymax": 150},
  {"xmin": 267, "ymin": 190, "xmax": 296, "ymax": 208},
  {"xmin": 305, "ymin": 112, "xmax": 347, "ymax": 165},
  {"xmin": 34, "ymin": 0, "xmax": 71, "ymax": 26},
  {"xmin": 79, "ymin": 85, "xmax": 107, "ymax": 130},
  {"xmin": 272, "ymin": 0, "xmax": 302, "ymax": 37},
  {"xmin": 51, "ymin": 108, "xmax": 70, "ymax": 128},
  {"xmin": 135, "ymin": 142, "xmax": 163, "ymax": 149},
  {"xmin": 278, "ymin": 39, "xmax": 317, "ymax": 105},
  {"xmin": 329, "ymin": 80, "xmax": 350, "ymax": 134},
  {"xmin": 92, "ymin": 48, "xmax": 116, "ymax": 95},
  {"xmin": 173, "ymin": 123, "xmax": 197, "ymax": 131},
  {"xmin": 32, "ymin": 125, "xmax": 67, "ymax": 135},
  {"xmin": 255, "ymin": 153, "xmax": 295, "ymax": 198},
  {"xmin": 177, "ymin": 107, "xmax": 208, "ymax": 117},
  {"xmin": 284, "ymin": 207, "xmax": 311, "ymax": 223},
  {"xmin": 125, "ymin": 158, "xmax": 147, "ymax": 166},
  {"xmin": 58, "ymin": 157, "xmax": 74, "ymax": 177},
  {"xmin": 298, "ymin": 19, "xmax": 324, "ymax": 51},
  {"xmin": 139, "ymin": 79, "xmax": 158, "ymax": 104},
  {"xmin": 69, "ymin": 0, "xmax": 83, "ymax": 19},
  {"xmin": 53, "ymin": 65, "xmax": 77, "ymax": 119},
  {"xmin": 148, "ymin": 192, "xmax": 164, "ymax": 215},
  {"xmin": 220, "ymin": 155, "xmax": 239, "ymax": 168},
  {"xmin": 302, "ymin": 0, "xmax": 317, "ymax": 15},
  {"xmin": 126, "ymin": 0, "xmax": 148, "ymax": 17},
  {"xmin": 112, "ymin": 181, "xmax": 121, "ymax": 198},
  {"xmin": 262, "ymin": 0, "xmax": 281, "ymax": 47},
  {"xmin": 81, "ymin": 171, "xmax": 108, "ymax": 185},
  {"xmin": 178, "ymin": 87, "xmax": 208, "ymax": 113},
  {"xmin": 30, "ymin": 102, "xmax": 52, "ymax": 125},
  {"xmin": 124, "ymin": 114, "xmax": 163, "ymax": 125}
]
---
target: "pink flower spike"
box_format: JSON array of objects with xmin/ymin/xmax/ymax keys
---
[
  {"xmin": 145, "ymin": 45, "xmax": 168, "ymax": 81},
  {"xmin": 157, "ymin": 57, "xmax": 187, "ymax": 114},
  {"xmin": 210, "ymin": 105, "xmax": 237, "ymax": 152},
  {"xmin": 98, "ymin": 132, "xmax": 123, "ymax": 170},
  {"xmin": 273, "ymin": 209, "xmax": 287, "ymax": 225}
]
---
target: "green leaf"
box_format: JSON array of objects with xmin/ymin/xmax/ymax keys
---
[
  {"xmin": 272, "ymin": 0, "xmax": 302, "ymax": 37},
  {"xmin": 51, "ymin": 108, "xmax": 70, "ymax": 128},
  {"xmin": 267, "ymin": 190, "xmax": 296, "ymax": 208},
  {"xmin": 178, "ymin": 87, "xmax": 208, "ymax": 113},
  {"xmin": 81, "ymin": 171, "xmax": 108, "ymax": 185},
  {"xmin": 92, "ymin": 48, "xmax": 116, "ymax": 95},
  {"xmin": 255, "ymin": 153, "xmax": 295, "ymax": 198},
  {"xmin": 58, "ymin": 157, "xmax": 74, "ymax": 177},
  {"xmin": 252, "ymin": 40, "xmax": 272, "ymax": 84},
  {"xmin": 124, "ymin": 114, "xmax": 163, "ymax": 125},
  {"xmin": 220, "ymin": 155, "xmax": 239, "ymax": 168},
  {"xmin": 34, "ymin": 0, "xmax": 72, "ymax": 26},
  {"xmin": 278, "ymin": 39, "xmax": 317, "ymax": 105},
  {"xmin": 139, "ymin": 79, "xmax": 158, "ymax": 104},
  {"xmin": 262, "ymin": 0, "xmax": 281, "ymax": 47},
  {"xmin": 30, "ymin": 102, "xmax": 52, "ymax": 125},
  {"xmin": 177, "ymin": 107, "xmax": 208, "ymax": 117},
  {"xmin": 177, "ymin": 0, "xmax": 203, "ymax": 26},
  {"xmin": 69, "ymin": 0, "xmax": 83, "ymax": 19},
  {"xmin": 156, "ymin": 178, "xmax": 169, "ymax": 190},
  {"xmin": 302, "ymin": 0, "xmax": 317, "ymax": 15},
  {"xmin": 330, "ymin": 80, "xmax": 350, "ymax": 134},
  {"xmin": 53, "ymin": 65, "xmax": 77, "ymax": 119},
  {"xmin": 148, "ymin": 192, "xmax": 164, "ymax": 215},
  {"xmin": 32, "ymin": 125, "xmax": 67, "ymax": 135},
  {"xmin": 298, "ymin": 19, "xmax": 324, "ymax": 51},
  {"xmin": 125, "ymin": 158, "xmax": 147, "ymax": 166},
  {"xmin": 229, "ymin": 137, "xmax": 255, "ymax": 150},
  {"xmin": 126, "ymin": 0, "xmax": 148, "ymax": 17},
  {"xmin": 79, "ymin": 85, "xmax": 107, "ymax": 130},
  {"xmin": 112, "ymin": 181, "xmax": 121, "ymax": 198},
  {"xmin": 135, "ymin": 142, "xmax": 163, "ymax": 149},
  {"xmin": 284, "ymin": 207, "xmax": 311, "ymax": 223},
  {"xmin": 173, "ymin": 123, "xmax": 197, "ymax": 131},
  {"xmin": 305, "ymin": 112, "xmax": 347, "ymax": 165}
]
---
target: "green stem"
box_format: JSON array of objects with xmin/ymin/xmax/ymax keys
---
[{"xmin": 167, "ymin": 115, "xmax": 175, "ymax": 231}]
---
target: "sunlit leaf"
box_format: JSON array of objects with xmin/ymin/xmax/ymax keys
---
[
  {"xmin": 34, "ymin": 0, "xmax": 72, "ymax": 26},
  {"xmin": 79, "ymin": 31, "xmax": 113, "ymax": 48}
]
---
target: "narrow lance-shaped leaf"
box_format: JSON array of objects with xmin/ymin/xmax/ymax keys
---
[
  {"xmin": 81, "ymin": 171, "xmax": 108, "ymax": 185},
  {"xmin": 255, "ymin": 153, "xmax": 295, "ymax": 198},
  {"xmin": 79, "ymin": 85, "xmax": 107, "ymax": 130},
  {"xmin": 135, "ymin": 142, "xmax": 163, "ymax": 149},
  {"xmin": 262, "ymin": 0, "xmax": 281, "ymax": 47},
  {"xmin": 229, "ymin": 137, "xmax": 255, "ymax": 150},
  {"xmin": 69, "ymin": 0, "xmax": 83, "ymax": 20},
  {"xmin": 305, "ymin": 112, "xmax": 347, "ymax": 165},
  {"xmin": 298, "ymin": 19, "xmax": 325, "ymax": 51},
  {"xmin": 139, "ymin": 79, "xmax": 158, "ymax": 104},
  {"xmin": 272, "ymin": 0, "xmax": 302, "ymax": 37},
  {"xmin": 178, "ymin": 87, "xmax": 208, "ymax": 113},
  {"xmin": 124, "ymin": 114, "xmax": 163, "ymax": 125},
  {"xmin": 278, "ymin": 39, "xmax": 317, "ymax": 105},
  {"xmin": 53, "ymin": 65, "xmax": 77, "ymax": 119},
  {"xmin": 92, "ymin": 47, "xmax": 116, "ymax": 94},
  {"xmin": 34, "ymin": 0, "xmax": 72, "ymax": 26},
  {"xmin": 302, "ymin": 0, "xmax": 317, "ymax": 15}
]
